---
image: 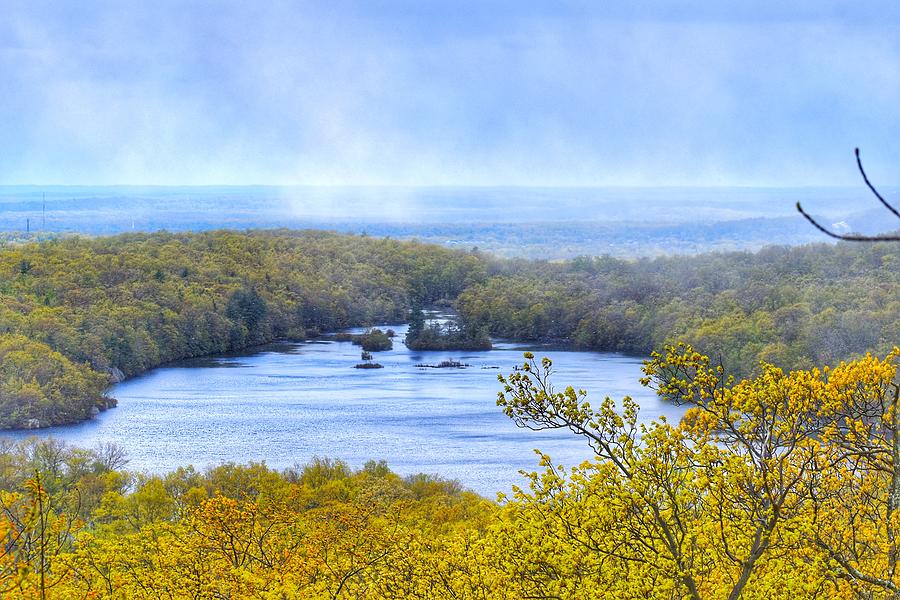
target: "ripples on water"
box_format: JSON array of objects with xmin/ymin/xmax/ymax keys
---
[{"xmin": 3, "ymin": 325, "xmax": 687, "ymax": 496}]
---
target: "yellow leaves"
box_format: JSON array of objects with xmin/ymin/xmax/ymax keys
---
[
  {"xmin": 2, "ymin": 347, "xmax": 897, "ymax": 598},
  {"xmin": 0, "ymin": 473, "xmax": 85, "ymax": 599},
  {"xmin": 48, "ymin": 464, "xmax": 514, "ymax": 599},
  {"xmin": 817, "ymin": 350, "xmax": 897, "ymax": 415},
  {"xmin": 493, "ymin": 347, "xmax": 900, "ymax": 599}
]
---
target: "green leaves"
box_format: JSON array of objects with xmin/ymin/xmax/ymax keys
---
[{"xmin": 0, "ymin": 231, "xmax": 493, "ymax": 429}]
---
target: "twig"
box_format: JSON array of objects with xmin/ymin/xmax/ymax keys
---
[
  {"xmin": 796, "ymin": 203, "xmax": 900, "ymax": 241},
  {"xmin": 797, "ymin": 148, "xmax": 900, "ymax": 242},
  {"xmin": 856, "ymin": 148, "xmax": 900, "ymax": 220}
]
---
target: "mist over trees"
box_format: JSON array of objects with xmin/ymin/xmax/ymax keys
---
[{"xmin": 459, "ymin": 241, "xmax": 898, "ymax": 375}]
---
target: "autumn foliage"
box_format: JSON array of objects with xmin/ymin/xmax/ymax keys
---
[{"xmin": 0, "ymin": 347, "xmax": 895, "ymax": 598}]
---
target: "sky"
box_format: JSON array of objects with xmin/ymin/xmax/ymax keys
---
[{"xmin": 1, "ymin": 0, "xmax": 899, "ymax": 187}]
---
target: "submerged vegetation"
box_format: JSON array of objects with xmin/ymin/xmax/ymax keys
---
[
  {"xmin": 414, "ymin": 360, "xmax": 470, "ymax": 369},
  {"xmin": 353, "ymin": 362, "xmax": 384, "ymax": 369}
]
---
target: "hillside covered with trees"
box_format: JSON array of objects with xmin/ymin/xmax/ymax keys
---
[
  {"xmin": 459, "ymin": 241, "xmax": 898, "ymax": 375},
  {"xmin": 0, "ymin": 230, "xmax": 895, "ymax": 428},
  {"xmin": 0, "ymin": 233, "xmax": 895, "ymax": 598},
  {"xmin": 0, "ymin": 230, "xmax": 486, "ymax": 428}
]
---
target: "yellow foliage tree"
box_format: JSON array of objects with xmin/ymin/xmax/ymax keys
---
[
  {"xmin": 495, "ymin": 345, "xmax": 899, "ymax": 599},
  {"xmin": 1, "ymin": 346, "xmax": 897, "ymax": 599}
]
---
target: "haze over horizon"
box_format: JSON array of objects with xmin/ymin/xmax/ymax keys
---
[{"xmin": 2, "ymin": 0, "xmax": 899, "ymax": 188}]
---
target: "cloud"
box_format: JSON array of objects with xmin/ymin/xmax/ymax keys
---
[{"xmin": 1, "ymin": 1, "xmax": 899, "ymax": 186}]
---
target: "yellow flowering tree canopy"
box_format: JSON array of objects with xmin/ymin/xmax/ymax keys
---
[
  {"xmin": 0, "ymin": 346, "xmax": 897, "ymax": 598},
  {"xmin": 497, "ymin": 344, "xmax": 899, "ymax": 599}
]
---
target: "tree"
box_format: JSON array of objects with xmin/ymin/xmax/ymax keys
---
[
  {"xmin": 0, "ymin": 471, "xmax": 81, "ymax": 598},
  {"xmin": 406, "ymin": 307, "xmax": 426, "ymax": 342},
  {"xmin": 807, "ymin": 349, "xmax": 900, "ymax": 596},
  {"xmin": 496, "ymin": 345, "xmax": 899, "ymax": 598},
  {"xmin": 225, "ymin": 286, "xmax": 268, "ymax": 332}
]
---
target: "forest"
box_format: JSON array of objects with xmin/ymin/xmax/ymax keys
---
[
  {"xmin": 0, "ymin": 345, "xmax": 897, "ymax": 598},
  {"xmin": 459, "ymin": 241, "xmax": 898, "ymax": 375},
  {"xmin": 4, "ymin": 0, "xmax": 898, "ymax": 596},
  {"xmin": 0, "ymin": 230, "xmax": 486, "ymax": 428},
  {"xmin": 0, "ymin": 230, "xmax": 894, "ymax": 597},
  {"xmin": 0, "ymin": 229, "xmax": 895, "ymax": 598},
  {"xmin": 0, "ymin": 230, "xmax": 896, "ymax": 428}
]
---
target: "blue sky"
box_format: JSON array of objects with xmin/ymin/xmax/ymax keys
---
[{"xmin": 1, "ymin": 0, "xmax": 899, "ymax": 186}]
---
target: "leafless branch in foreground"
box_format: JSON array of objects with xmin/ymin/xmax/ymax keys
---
[{"xmin": 796, "ymin": 148, "xmax": 900, "ymax": 242}]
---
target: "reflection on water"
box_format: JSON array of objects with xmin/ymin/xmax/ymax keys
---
[{"xmin": 2, "ymin": 325, "xmax": 687, "ymax": 496}]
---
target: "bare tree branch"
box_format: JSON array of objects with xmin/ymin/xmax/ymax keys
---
[
  {"xmin": 796, "ymin": 203, "xmax": 900, "ymax": 242},
  {"xmin": 797, "ymin": 148, "xmax": 900, "ymax": 242},
  {"xmin": 857, "ymin": 148, "xmax": 900, "ymax": 221}
]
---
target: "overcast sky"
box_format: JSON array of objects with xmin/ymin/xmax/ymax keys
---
[{"xmin": 1, "ymin": 1, "xmax": 899, "ymax": 186}]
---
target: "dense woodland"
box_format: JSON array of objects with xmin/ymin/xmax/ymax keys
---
[
  {"xmin": 0, "ymin": 230, "xmax": 486, "ymax": 428},
  {"xmin": 0, "ymin": 230, "xmax": 896, "ymax": 428},
  {"xmin": 459, "ymin": 241, "xmax": 898, "ymax": 374},
  {"xmin": 0, "ymin": 229, "xmax": 897, "ymax": 597},
  {"xmin": 0, "ymin": 346, "xmax": 897, "ymax": 598}
]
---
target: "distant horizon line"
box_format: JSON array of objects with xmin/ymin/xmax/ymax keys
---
[{"xmin": 1, "ymin": 184, "xmax": 892, "ymax": 191}]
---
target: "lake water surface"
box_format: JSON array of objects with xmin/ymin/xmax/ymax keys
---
[{"xmin": 4, "ymin": 325, "xmax": 687, "ymax": 496}]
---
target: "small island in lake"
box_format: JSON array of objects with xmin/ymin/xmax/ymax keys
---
[
  {"xmin": 415, "ymin": 360, "xmax": 470, "ymax": 369},
  {"xmin": 335, "ymin": 328, "xmax": 394, "ymax": 351},
  {"xmin": 354, "ymin": 349, "xmax": 384, "ymax": 369},
  {"xmin": 404, "ymin": 309, "xmax": 492, "ymax": 351}
]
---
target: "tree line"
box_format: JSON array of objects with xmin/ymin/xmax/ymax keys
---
[
  {"xmin": 459, "ymin": 241, "xmax": 898, "ymax": 376},
  {"xmin": 0, "ymin": 230, "xmax": 895, "ymax": 427},
  {"xmin": 0, "ymin": 230, "xmax": 486, "ymax": 427}
]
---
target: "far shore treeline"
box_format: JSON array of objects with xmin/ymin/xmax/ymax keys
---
[{"xmin": 0, "ymin": 229, "xmax": 896, "ymax": 429}]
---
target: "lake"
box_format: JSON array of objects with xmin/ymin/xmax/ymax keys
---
[{"xmin": 3, "ymin": 325, "xmax": 687, "ymax": 496}]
